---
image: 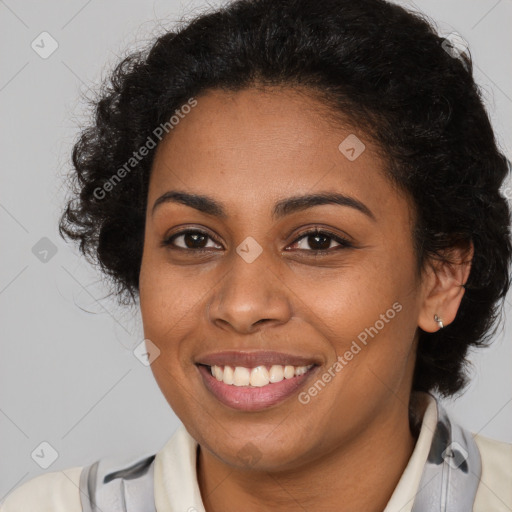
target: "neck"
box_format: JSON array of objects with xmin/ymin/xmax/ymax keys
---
[{"xmin": 197, "ymin": 396, "xmax": 418, "ymax": 512}]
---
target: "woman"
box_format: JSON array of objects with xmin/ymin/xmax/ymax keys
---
[{"xmin": 2, "ymin": 0, "xmax": 511, "ymax": 510}]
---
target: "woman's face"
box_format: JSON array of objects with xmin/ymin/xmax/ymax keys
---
[{"xmin": 139, "ymin": 87, "xmax": 427, "ymax": 471}]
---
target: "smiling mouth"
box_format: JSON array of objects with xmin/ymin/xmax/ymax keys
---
[{"xmin": 196, "ymin": 362, "xmax": 318, "ymax": 411}]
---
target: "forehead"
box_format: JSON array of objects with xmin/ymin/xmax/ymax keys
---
[{"xmin": 149, "ymin": 87, "xmax": 408, "ymax": 221}]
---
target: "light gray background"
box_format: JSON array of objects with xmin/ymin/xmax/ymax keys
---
[{"xmin": 1, "ymin": 0, "xmax": 511, "ymax": 501}]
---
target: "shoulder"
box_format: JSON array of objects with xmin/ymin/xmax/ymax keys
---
[
  {"xmin": 0, "ymin": 466, "xmax": 83, "ymax": 512},
  {"xmin": 473, "ymin": 433, "xmax": 512, "ymax": 511},
  {"xmin": 0, "ymin": 445, "xmax": 160, "ymax": 512}
]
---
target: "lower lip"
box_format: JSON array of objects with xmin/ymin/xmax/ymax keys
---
[{"xmin": 197, "ymin": 364, "xmax": 318, "ymax": 411}]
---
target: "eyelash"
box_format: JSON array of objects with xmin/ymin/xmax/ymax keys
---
[{"xmin": 161, "ymin": 228, "xmax": 353, "ymax": 255}]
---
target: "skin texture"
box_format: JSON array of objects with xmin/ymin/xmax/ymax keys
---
[{"xmin": 139, "ymin": 87, "xmax": 472, "ymax": 511}]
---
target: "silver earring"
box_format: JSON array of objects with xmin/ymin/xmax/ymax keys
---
[{"xmin": 434, "ymin": 314, "xmax": 444, "ymax": 329}]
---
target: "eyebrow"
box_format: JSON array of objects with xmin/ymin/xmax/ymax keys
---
[{"xmin": 151, "ymin": 190, "xmax": 376, "ymax": 222}]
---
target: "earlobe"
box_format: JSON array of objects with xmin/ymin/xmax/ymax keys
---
[{"xmin": 418, "ymin": 241, "xmax": 473, "ymax": 333}]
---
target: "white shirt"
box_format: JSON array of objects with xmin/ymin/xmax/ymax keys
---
[{"xmin": 1, "ymin": 393, "xmax": 511, "ymax": 511}]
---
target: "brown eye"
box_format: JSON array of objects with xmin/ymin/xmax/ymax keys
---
[
  {"xmin": 162, "ymin": 230, "xmax": 222, "ymax": 250},
  {"xmin": 305, "ymin": 232, "xmax": 332, "ymax": 250},
  {"xmin": 288, "ymin": 229, "xmax": 352, "ymax": 253}
]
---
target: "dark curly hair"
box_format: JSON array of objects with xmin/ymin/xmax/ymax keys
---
[{"xmin": 59, "ymin": 0, "xmax": 512, "ymax": 397}]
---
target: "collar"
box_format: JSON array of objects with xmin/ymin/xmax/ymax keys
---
[{"xmin": 384, "ymin": 392, "xmax": 438, "ymax": 512}]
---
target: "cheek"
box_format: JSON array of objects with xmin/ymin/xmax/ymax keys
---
[
  {"xmin": 139, "ymin": 252, "xmax": 203, "ymax": 416},
  {"xmin": 304, "ymin": 247, "xmax": 418, "ymax": 374},
  {"xmin": 299, "ymin": 259, "xmax": 399, "ymax": 330},
  {"xmin": 139, "ymin": 248, "xmax": 204, "ymax": 338}
]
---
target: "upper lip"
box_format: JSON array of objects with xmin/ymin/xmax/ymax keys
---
[{"xmin": 195, "ymin": 350, "xmax": 320, "ymax": 368}]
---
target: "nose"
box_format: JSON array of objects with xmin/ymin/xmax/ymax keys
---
[{"xmin": 207, "ymin": 248, "xmax": 293, "ymax": 334}]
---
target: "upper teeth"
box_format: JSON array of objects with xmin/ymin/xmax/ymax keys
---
[{"xmin": 210, "ymin": 364, "xmax": 313, "ymax": 387}]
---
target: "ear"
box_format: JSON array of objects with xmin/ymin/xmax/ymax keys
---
[{"xmin": 418, "ymin": 241, "xmax": 474, "ymax": 333}]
